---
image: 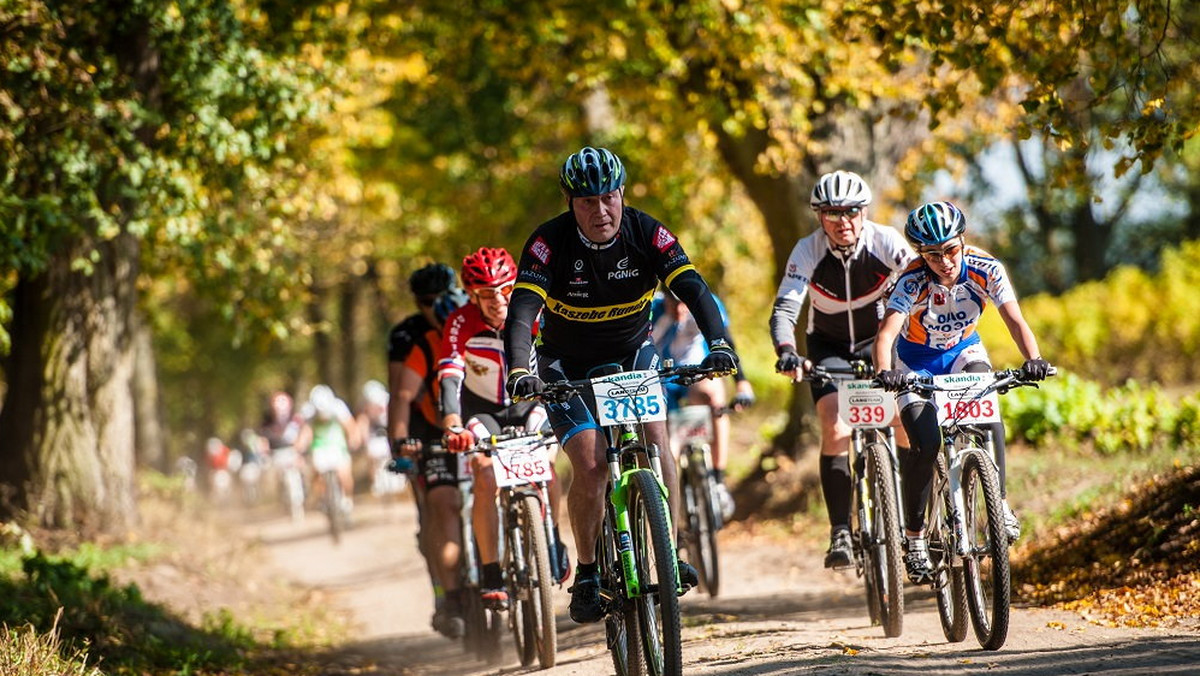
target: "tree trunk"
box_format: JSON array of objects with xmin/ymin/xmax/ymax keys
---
[
  {"xmin": 0, "ymin": 233, "xmax": 140, "ymax": 530},
  {"xmin": 133, "ymin": 315, "xmax": 166, "ymax": 472}
]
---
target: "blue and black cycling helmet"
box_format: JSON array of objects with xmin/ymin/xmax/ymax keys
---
[
  {"xmin": 409, "ymin": 262, "xmax": 458, "ymax": 298},
  {"xmin": 559, "ymin": 146, "xmax": 626, "ymax": 198},
  {"xmin": 904, "ymin": 201, "xmax": 967, "ymax": 247},
  {"xmin": 433, "ymin": 288, "xmax": 468, "ymax": 322}
]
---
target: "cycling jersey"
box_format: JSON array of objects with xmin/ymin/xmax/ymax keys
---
[
  {"xmin": 301, "ymin": 398, "xmax": 354, "ymax": 473},
  {"xmin": 770, "ymin": 220, "xmax": 914, "ymax": 353},
  {"xmin": 505, "ymin": 206, "xmax": 731, "ymax": 371},
  {"xmin": 886, "ymin": 244, "xmax": 1016, "ymax": 357},
  {"xmin": 387, "ymin": 313, "xmax": 441, "ymax": 440},
  {"xmin": 439, "ymin": 303, "xmax": 508, "ymax": 412}
]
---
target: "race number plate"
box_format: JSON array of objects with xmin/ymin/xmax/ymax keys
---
[
  {"xmin": 592, "ymin": 370, "xmax": 668, "ymax": 425},
  {"xmin": 494, "ymin": 439, "xmax": 554, "ymax": 488},
  {"xmin": 837, "ymin": 380, "xmax": 897, "ymax": 427},
  {"xmin": 932, "ymin": 372, "xmax": 1002, "ymax": 424}
]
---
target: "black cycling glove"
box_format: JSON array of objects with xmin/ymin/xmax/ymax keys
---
[
  {"xmin": 1021, "ymin": 358, "xmax": 1052, "ymax": 381},
  {"xmin": 506, "ymin": 369, "xmax": 545, "ymax": 399},
  {"xmin": 701, "ymin": 346, "xmax": 739, "ymax": 373},
  {"xmin": 875, "ymin": 369, "xmax": 907, "ymax": 392},
  {"xmin": 775, "ymin": 347, "xmax": 803, "ymax": 374}
]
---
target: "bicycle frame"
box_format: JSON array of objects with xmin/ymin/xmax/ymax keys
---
[
  {"xmin": 939, "ymin": 425, "xmax": 994, "ymax": 562},
  {"xmin": 603, "ymin": 418, "xmax": 676, "ymax": 599}
]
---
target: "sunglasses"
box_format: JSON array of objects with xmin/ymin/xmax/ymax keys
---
[
  {"xmin": 473, "ymin": 284, "xmax": 514, "ymax": 300},
  {"xmin": 919, "ymin": 242, "xmax": 963, "ymax": 261},
  {"xmin": 820, "ymin": 207, "xmax": 862, "ymax": 220}
]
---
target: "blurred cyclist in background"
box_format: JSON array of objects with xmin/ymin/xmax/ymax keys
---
[
  {"xmin": 386, "ymin": 262, "xmax": 470, "ymax": 639},
  {"xmin": 298, "ymin": 384, "xmax": 361, "ymax": 515},
  {"xmin": 651, "ymin": 288, "xmax": 755, "ymax": 520}
]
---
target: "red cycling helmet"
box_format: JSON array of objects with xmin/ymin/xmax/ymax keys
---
[{"xmin": 461, "ymin": 247, "xmax": 517, "ymax": 289}]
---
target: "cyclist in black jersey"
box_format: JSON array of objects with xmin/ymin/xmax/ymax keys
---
[
  {"xmin": 386, "ymin": 262, "xmax": 469, "ymax": 639},
  {"xmin": 503, "ymin": 146, "xmax": 739, "ymax": 624},
  {"xmin": 769, "ymin": 170, "xmax": 916, "ymax": 571}
]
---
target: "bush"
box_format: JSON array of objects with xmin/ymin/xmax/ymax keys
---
[
  {"xmin": 1003, "ymin": 371, "xmax": 1200, "ymax": 454},
  {"xmin": 980, "ymin": 240, "xmax": 1200, "ymax": 386}
]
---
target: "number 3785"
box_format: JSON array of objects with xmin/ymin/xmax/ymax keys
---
[{"xmin": 603, "ymin": 395, "xmax": 662, "ymax": 420}]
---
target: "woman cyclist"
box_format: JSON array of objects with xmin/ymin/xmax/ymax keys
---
[{"xmin": 871, "ymin": 201, "xmax": 1052, "ymax": 583}]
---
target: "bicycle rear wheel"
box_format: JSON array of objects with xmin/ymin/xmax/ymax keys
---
[
  {"xmin": 519, "ymin": 493, "xmax": 557, "ymax": 668},
  {"xmin": 682, "ymin": 450, "xmax": 720, "ymax": 597},
  {"xmin": 505, "ymin": 502, "xmax": 534, "ymax": 666},
  {"xmin": 961, "ymin": 450, "xmax": 1011, "ymax": 650},
  {"xmin": 864, "ymin": 442, "xmax": 904, "ymax": 637},
  {"xmin": 929, "ymin": 452, "xmax": 968, "ymax": 643},
  {"xmin": 629, "ymin": 469, "xmax": 683, "ymax": 676},
  {"xmin": 600, "ymin": 513, "xmax": 644, "ymax": 676}
]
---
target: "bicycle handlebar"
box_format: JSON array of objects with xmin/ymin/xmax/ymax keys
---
[
  {"xmin": 884, "ymin": 366, "xmax": 1058, "ymax": 396},
  {"xmin": 801, "ymin": 360, "xmax": 875, "ymax": 385},
  {"xmin": 513, "ymin": 363, "xmax": 736, "ymax": 404}
]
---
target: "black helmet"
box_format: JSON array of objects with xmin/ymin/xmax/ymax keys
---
[
  {"xmin": 559, "ymin": 146, "xmax": 626, "ymax": 198},
  {"xmin": 408, "ymin": 263, "xmax": 458, "ymax": 298}
]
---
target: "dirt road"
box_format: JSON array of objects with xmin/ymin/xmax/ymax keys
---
[{"xmin": 245, "ymin": 497, "xmax": 1200, "ymax": 675}]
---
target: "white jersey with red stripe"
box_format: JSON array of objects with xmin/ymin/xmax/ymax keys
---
[{"xmin": 886, "ymin": 245, "xmax": 1016, "ymax": 351}]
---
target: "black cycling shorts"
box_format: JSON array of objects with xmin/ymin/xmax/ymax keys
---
[
  {"xmin": 538, "ymin": 338, "xmax": 660, "ymax": 444},
  {"xmin": 807, "ymin": 332, "xmax": 874, "ymax": 402}
]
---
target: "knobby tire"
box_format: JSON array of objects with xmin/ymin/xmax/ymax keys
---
[
  {"xmin": 629, "ymin": 470, "xmax": 683, "ymax": 676},
  {"xmin": 682, "ymin": 449, "xmax": 720, "ymax": 597},
  {"xmin": 962, "ymin": 451, "xmax": 1011, "ymax": 650},
  {"xmin": 865, "ymin": 442, "xmax": 904, "ymax": 637},
  {"xmin": 519, "ymin": 494, "xmax": 557, "ymax": 668},
  {"xmin": 930, "ymin": 452, "xmax": 968, "ymax": 643}
]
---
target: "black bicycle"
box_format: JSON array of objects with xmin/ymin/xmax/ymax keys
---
[
  {"xmin": 668, "ymin": 402, "xmax": 734, "ymax": 598},
  {"xmin": 804, "ymin": 361, "xmax": 906, "ymax": 637}
]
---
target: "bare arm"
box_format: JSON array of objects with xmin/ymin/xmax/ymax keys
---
[
  {"xmin": 387, "ymin": 361, "xmax": 424, "ymax": 442},
  {"xmin": 996, "ymin": 300, "xmax": 1041, "ymax": 361},
  {"xmin": 872, "ymin": 310, "xmax": 907, "ymax": 371}
]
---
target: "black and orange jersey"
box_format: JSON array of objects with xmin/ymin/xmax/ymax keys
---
[{"xmin": 386, "ymin": 313, "xmax": 441, "ymax": 437}]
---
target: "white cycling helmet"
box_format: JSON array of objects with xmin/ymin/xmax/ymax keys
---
[
  {"xmin": 362, "ymin": 379, "xmax": 389, "ymax": 408},
  {"xmin": 810, "ymin": 170, "xmax": 872, "ymax": 210}
]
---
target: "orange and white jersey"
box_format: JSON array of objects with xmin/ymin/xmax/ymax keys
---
[{"xmin": 886, "ymin": 246, "xmax": 1016, "ymax": 351}]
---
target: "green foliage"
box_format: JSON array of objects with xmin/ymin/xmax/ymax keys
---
[
  {"xmin": 980, "ymin": 240, "xmax": 1200, "ymax": 386},
  {"xmin": 1003, "ymin": 371, "xmax": 1200, "ymax": 455}
]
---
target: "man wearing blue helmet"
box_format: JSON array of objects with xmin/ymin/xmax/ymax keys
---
[
  {"xmin": 503, "ymin": 146, "xmax": 739, "ymax": 624},
  {"xmin": 872, "ymin": 200, "xmax": 1052, "ymax": 584}
]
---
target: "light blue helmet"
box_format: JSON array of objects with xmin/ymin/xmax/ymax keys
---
[
  {"xmin": 905, "ymin": 201, "xmax": 966, "ymax": 247},
  {"xmin": 559, "ymin": 146, "xmax": 626, "ymax": 197}
]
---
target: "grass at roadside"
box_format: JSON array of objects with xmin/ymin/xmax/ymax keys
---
[{"xmin": 0, "ymin": 472, "xmax": 349, "ymax": 675}]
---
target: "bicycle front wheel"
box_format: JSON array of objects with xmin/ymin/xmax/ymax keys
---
[
  {"xmin": 864, "ymin": 442, "xmax": 904, "ymax": 637},
  {"xmin": 518, "ymin": 493, "xmax": 557, "ymax": 668},
  {"xmin": 929, "ymin": 452, "xmax": 968, "ymax": 643},
  {"xmin": 962, "ymin": 450, "xmax": 1011, "ymax": 650},
  {"xmin": 323, "ymin": 470, "xmax": 345, "ymax": 544},
  {"xmin": 629, "ymin": 470, "xmax": 683, "ymax": 676}
]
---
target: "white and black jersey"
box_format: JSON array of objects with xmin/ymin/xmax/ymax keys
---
[{"xmin": 770, "ymin": 221, "xmax": 915, "ymax": 353}]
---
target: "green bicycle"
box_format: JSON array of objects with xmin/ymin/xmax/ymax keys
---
[{"xmin": 523, "ymin": 362, "xmax": 727, "ymax": 676}]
